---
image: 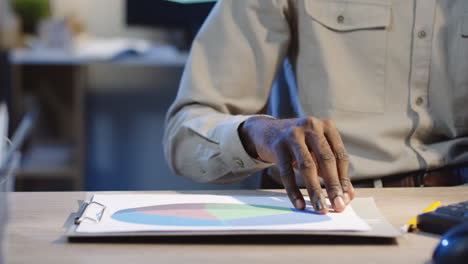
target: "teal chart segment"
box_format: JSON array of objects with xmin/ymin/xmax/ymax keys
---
[{"xmin": 111, "ymin": 203, "xmax": 328, "ymax": 226}]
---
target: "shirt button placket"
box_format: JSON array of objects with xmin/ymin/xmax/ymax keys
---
[{"xmin": 408, "ymin": 1, "xmax": 440, "ymax": 169}]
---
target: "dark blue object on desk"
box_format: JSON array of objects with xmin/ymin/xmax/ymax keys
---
[
  {"xmin": 433, "ymin": 223, "xmax": 468, "ymax": 264},
  {"xmin": 418, "ymin": 201, "xmax": 468, "ymax": 234}
]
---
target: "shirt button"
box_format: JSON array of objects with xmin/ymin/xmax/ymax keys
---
[
  {"xmin": 415, "ymin": 97, "xmax": 424, "ymax": 106},
  {"xmin": 234, "ymin": 158, "xmax": 245, "ymax": 168},
  {"xmin": 418, "ymin": 30, "xmax": 427, "ymax": 39},
  {"xmin": 337, "ymin": 15, "xmax": 345, "ymax": 24}
]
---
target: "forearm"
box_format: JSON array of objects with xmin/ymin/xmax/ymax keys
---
[{"xmin": 163, "ymin": 105, "xmax": 272, "ymax": 184}]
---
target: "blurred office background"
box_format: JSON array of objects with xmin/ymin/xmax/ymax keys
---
[{"xmin": 1, "ymin": 0, "xmax": 259, "ymax": 191}]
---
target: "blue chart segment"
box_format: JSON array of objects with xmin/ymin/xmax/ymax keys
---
[{"xmin": 111, "ymin": 203, "xmax": 328, "ymax": 226}]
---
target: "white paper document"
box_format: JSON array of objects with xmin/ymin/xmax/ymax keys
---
[{"xmin": 76, "ymin": 194, "xmax": 371, "ymax": 234}]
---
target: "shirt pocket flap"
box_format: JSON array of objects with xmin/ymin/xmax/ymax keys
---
[
  {"xmin": 461, "ymin": 15, "xmax": 468, "ymax": 37},
  {"xmin": 305, "ymin": 1, "xmax": 391, "ymax": 32}
]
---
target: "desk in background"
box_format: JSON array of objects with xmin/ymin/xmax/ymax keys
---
[{"xmin": 5, "ymin": 187, "xmax": 467, "ymax": 264}]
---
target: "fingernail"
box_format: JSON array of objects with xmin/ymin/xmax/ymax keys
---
[
  {"xmin": 334, "ymin": 196, "xmax": 345, "ymax": 210},
  {"xmin": 295, "ymin": 199, "xmax": 305, "ymax": 210},
  {"xmin": 343, "ymin": 193, "xmax": 350, "ymax": 204},
  {"xmin": 314, "ymin": 199, "xmax": 324, "ymax": 211}
]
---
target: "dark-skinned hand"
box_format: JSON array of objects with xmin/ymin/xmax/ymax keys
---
[{"xmin": 239, "ymin": 116, "xmax": 355, "ymax": 214}]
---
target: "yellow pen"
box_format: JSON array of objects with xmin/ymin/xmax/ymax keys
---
[{"xmin": 401, "ymin": 201, "xmax": 441, "ymax": 233}]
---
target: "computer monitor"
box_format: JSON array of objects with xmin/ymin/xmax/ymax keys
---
[{"xmin": 126, "ymin": 0, "xmax": 215, "ymax": 49}]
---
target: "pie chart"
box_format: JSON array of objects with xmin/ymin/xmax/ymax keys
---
[{"xmin": 111, "ymin": 203, "xmax": 327, "ymax": 227}]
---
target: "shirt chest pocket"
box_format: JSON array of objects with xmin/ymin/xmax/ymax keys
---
[
  {"xmin": 453, "ymin": 15, "xmax": 468, "ymax": 127},
  {"xmin": 303, "ymin": 1, "xmax": 391, "ymax": 113}
]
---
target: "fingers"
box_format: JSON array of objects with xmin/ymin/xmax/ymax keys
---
[
  {"xmin": 322, "ymin": 120, "xmax": 355, "ymax": 204},
  {"xmin": 275, "ymin": 143, "xmax": 305, "ymax": 210},
  {"xmin": 303, "ymin": 118, "xmax": 346, "ymax": 212},
  {"xmin": 308, "ymin": 135, "xmax": 346, "ymax": 212},
  {"xmin": 286, "ymin": 133, "xmax": 328, "ymax": 214},
  {"xmin": 271, "ymin": 117, "xmax": 352, "ymax": 214}
]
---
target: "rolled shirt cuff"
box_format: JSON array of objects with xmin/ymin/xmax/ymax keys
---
[{"xmin": 219, "ymin": 115, "xmax": 274, "ymax": 176}]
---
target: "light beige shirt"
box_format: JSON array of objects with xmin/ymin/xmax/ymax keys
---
[{"xmin": 164, "ymin": 0, "xmax": 468, "ymax": 185}]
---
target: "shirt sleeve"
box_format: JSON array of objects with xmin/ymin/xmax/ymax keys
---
[{"xmin": 163, "ymin": 0, "xmax": 291, "ymax": 184}]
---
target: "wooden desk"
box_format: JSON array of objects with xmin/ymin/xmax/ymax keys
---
[{"xmin": 4, "ymin": 187, "xmax": 468, "ymax": 264}]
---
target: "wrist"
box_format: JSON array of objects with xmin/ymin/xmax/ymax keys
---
[
  {"xmin": 238, "ymin": 119, "xmax": 258, "ymax": 159},
  {"xmin": 238, "ymin": 116, "xmax": 275, "ymax": 159}
]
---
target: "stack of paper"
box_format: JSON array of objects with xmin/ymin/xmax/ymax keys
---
[{"xmin": 74, "ymin": 194, "xmax": 379, "ymax": 235}]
